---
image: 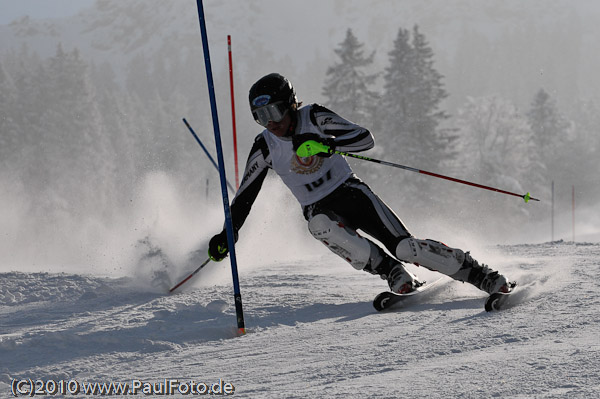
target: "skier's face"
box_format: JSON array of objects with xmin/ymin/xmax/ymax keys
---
[{"xmin": 267, "ymin": 111, "xmax": 292, "ymax": 137}]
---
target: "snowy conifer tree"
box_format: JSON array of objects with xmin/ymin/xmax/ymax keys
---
[
  {"xmin": 379, "ymin": 27, "xmax": 412, "ymax": 144},
  {"xmin": 454, "ymin": 95, "xmax": 547, "ymax": 219},
  {"xmin": 569, "ymin": 98, "xmax": 600, "ymax": 204},
  {"xmin": 455, "ymin": 96, "xmax": 532, "ymax": 185},
  {"xmin": 0, "ymin": 62, "xmax": 19, "ymax": 170},
  {"xmin": 322, "ymin": 28, "xmax": 378, "ymax": 126},
  {"xmin": 36, "ymin": 45, "xmax": 117, "ymax": 218},
  {"xmin": 379, "ymin": 26, "xmax": 452, "ymax": 195},
  {"xmin": 527, "ymin": 89, "xmax": 569, "ymax": 170}
]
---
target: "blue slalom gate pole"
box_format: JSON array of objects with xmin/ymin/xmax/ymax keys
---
[
  {"xmin": 195, "ymin": 0, "xmax": 245, "ymax": 335},
  {"xmin": 182, "ymin": 118, "xmax": 236, "ymax": 194}
]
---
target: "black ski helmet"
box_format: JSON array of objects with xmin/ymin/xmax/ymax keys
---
[{"xmin": 248, "ymin": 73, "xmax": 297, "ymax": 113}]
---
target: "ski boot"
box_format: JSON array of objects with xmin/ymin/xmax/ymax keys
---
[
  {"xmin": 452, "ymin": 252, "xmax": 515, "ymax": 294},
  {"xmin": 367, "ymin": 255, "xmax": 422, "ymax": 294}
]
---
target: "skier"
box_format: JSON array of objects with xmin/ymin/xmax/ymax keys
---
[{"xmin": 208, "ymin": 73, "xmax": 513, "ymax": 296}]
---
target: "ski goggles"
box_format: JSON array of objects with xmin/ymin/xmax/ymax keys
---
[{"xmin": 252, "ymin": 102, "xmax": 289, "ymax": 126}]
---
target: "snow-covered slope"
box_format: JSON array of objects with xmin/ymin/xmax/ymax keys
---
[{"xmin": 1, "ymin": 241, "xmax": 598, "ymax": 398}]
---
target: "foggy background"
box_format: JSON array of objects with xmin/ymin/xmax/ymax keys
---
[{"xmin": 1, "ymin": 0, "xmax": 598, "ymax": 277}]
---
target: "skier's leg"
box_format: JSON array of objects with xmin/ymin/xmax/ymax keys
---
[
  {"xmin": 307, "ymin": 213, "xmax": 418, "ymax": 293},
  {"xmin": 305, "ymin": 177, "xmax": 412, "ymax": 254},
  {"xmin": 395, "ymin": 238, "xmax": 511, "ymax": 294},
  {"xmin": 307, "ymin": 213, "xmax": 373, "ymax": 270}
]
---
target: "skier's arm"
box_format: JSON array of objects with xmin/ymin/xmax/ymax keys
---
[
  {"xmin": 310, "ymin": 104, "xmax": 374, "ymax": 153},
  {"xmin": 229, "ymin": 134, "xmax": 271, "ymax": 235},
  {"xmin": 208, "ymin": 134, "xmax": 270, "ymax": 262}
]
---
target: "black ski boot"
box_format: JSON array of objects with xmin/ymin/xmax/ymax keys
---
[
  {"xmin": 365, "ymin": 253, "xmax": 421, "ymax": 294},
  {"xmin": 451, "ymin": 252, "xmax": 514, "ymax": 294}
]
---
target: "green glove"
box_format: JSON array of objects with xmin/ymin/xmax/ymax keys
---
[
  {"xmin": 295, "ymin": 140, "xmax": 333, "ymax": 157},
  {"xmin": 208, "ymin": 231, "xmax": 229, "ymax": 262}
]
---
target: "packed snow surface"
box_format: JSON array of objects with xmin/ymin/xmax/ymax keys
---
[{"xmin": 1, "ymin": 241, "xmax": 599, "ymax": 398}]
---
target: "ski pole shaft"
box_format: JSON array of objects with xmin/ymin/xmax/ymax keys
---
[
  {"xmin": 296, "ymin": 140, "xmax": 539, "ymax": 203},
  {"xmin": 169, "ymin": 257, "xmax": 211, "ymax": 293},
  {"xmin": 182, "ymin": 118, "xmax": 236, "ymax": 194},
  {"xmin": 341, "ymin": 150, "xmax": 539, "ymax": 202}
]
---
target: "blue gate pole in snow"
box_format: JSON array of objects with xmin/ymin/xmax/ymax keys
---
[
  {"xmin": 182, "ymin": 118, "xmax": 236, "ymax": 194},
  {"xmin": 195, "ymin": 0, "xmax": 245, "ymax": 335}
]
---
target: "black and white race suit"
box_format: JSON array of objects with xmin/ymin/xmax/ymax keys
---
[{"xmin": 228, "ymin": 103, "xmax": 411, "ymax": 255}]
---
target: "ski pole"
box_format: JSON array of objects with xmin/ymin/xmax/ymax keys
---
[
  {"xmin": 182, "ymin": 118, "xmax": 236, "ymax": 194},
  {"xmin": 296, "ymin": 140, "xmax": 540, "ymax": 203},
  {"xmin": 169, "ymin": 257, "xmax": 211, "ymax": 293}
]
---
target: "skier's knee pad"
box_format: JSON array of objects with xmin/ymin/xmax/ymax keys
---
[
  {"xmin": 308, "ymin": 213, "xmax": 371, "ymax": 270},
  {"xmin": 395, "ymin": 237, "xmax": 466, "ymax": 276}
]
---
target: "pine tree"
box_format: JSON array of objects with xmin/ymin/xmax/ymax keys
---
[
  {"xmin": 37, "ymin": 45, "xmax": 116, "ymax": 217},
  {"xmin": 454, "ymin": 95, "xmax": 547, "ymax": 214},
  {"xmin": 91, "ymin": 61, "xmax": 138, "ymax": 203},
  {"xmin": 9, "ymin": 51, "xmax": 50, "ymax": 190},
  {"xmin": 380, "ymin": 27, "xmax": 412, "ymax": 142},
  {"xmin": 456, "ymin": 96, "xmax": 533, "ymax": 183},
  {"xmin": 527, "ymin": 88, "xmax": 569, "ymax": 167},
  {"xmin": 322, "ymin": 28, "xmax": 378, "ymax": 126},
  {"xmin": 410, "ymin": 26, "xmax": 450, "ymax": 146},
  {"xmin": 379, "ymin": 26, "xmax": 452, "ymax": 187},
  {"xmin": 0, "ymin": 61, "xmax": 19, "ymax": 170},
  {"xmin": 570, "ymin": 99, "xmax": 600, "ymax": 205}
]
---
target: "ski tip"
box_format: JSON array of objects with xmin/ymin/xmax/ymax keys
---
[
  {"xmin": 484, "ymin": 290, "xmax": 514, "ymax": 312},
  {"xmin": 373, "ymin": 292, "xmax": 394, "ymax": 312}
]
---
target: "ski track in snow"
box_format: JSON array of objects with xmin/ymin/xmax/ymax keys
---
[{"xmin": 1, "ymin": 242, "xmax": 599, "ymax": 398}]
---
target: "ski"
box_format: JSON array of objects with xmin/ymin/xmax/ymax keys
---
[
  {"xmin": 373, "ymin": 277, "xmax": 443, "ymax": 311},
  {"xmin": 485, "ymin": 283, "xmax": 518, "ymax": 311}
]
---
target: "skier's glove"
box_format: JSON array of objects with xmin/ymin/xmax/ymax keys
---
[
  {"xmin": 208, "ymin": 230, "xmax": 229, "ymax": 262},
  {"xmin": 292, "ymin": 133, "xmax": 335, "ymax": 157}
]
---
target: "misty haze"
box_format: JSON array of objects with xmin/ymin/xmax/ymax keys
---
[{"xmin": 1, "ymin": 1, "xmax": 599, "ymax": 398}]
